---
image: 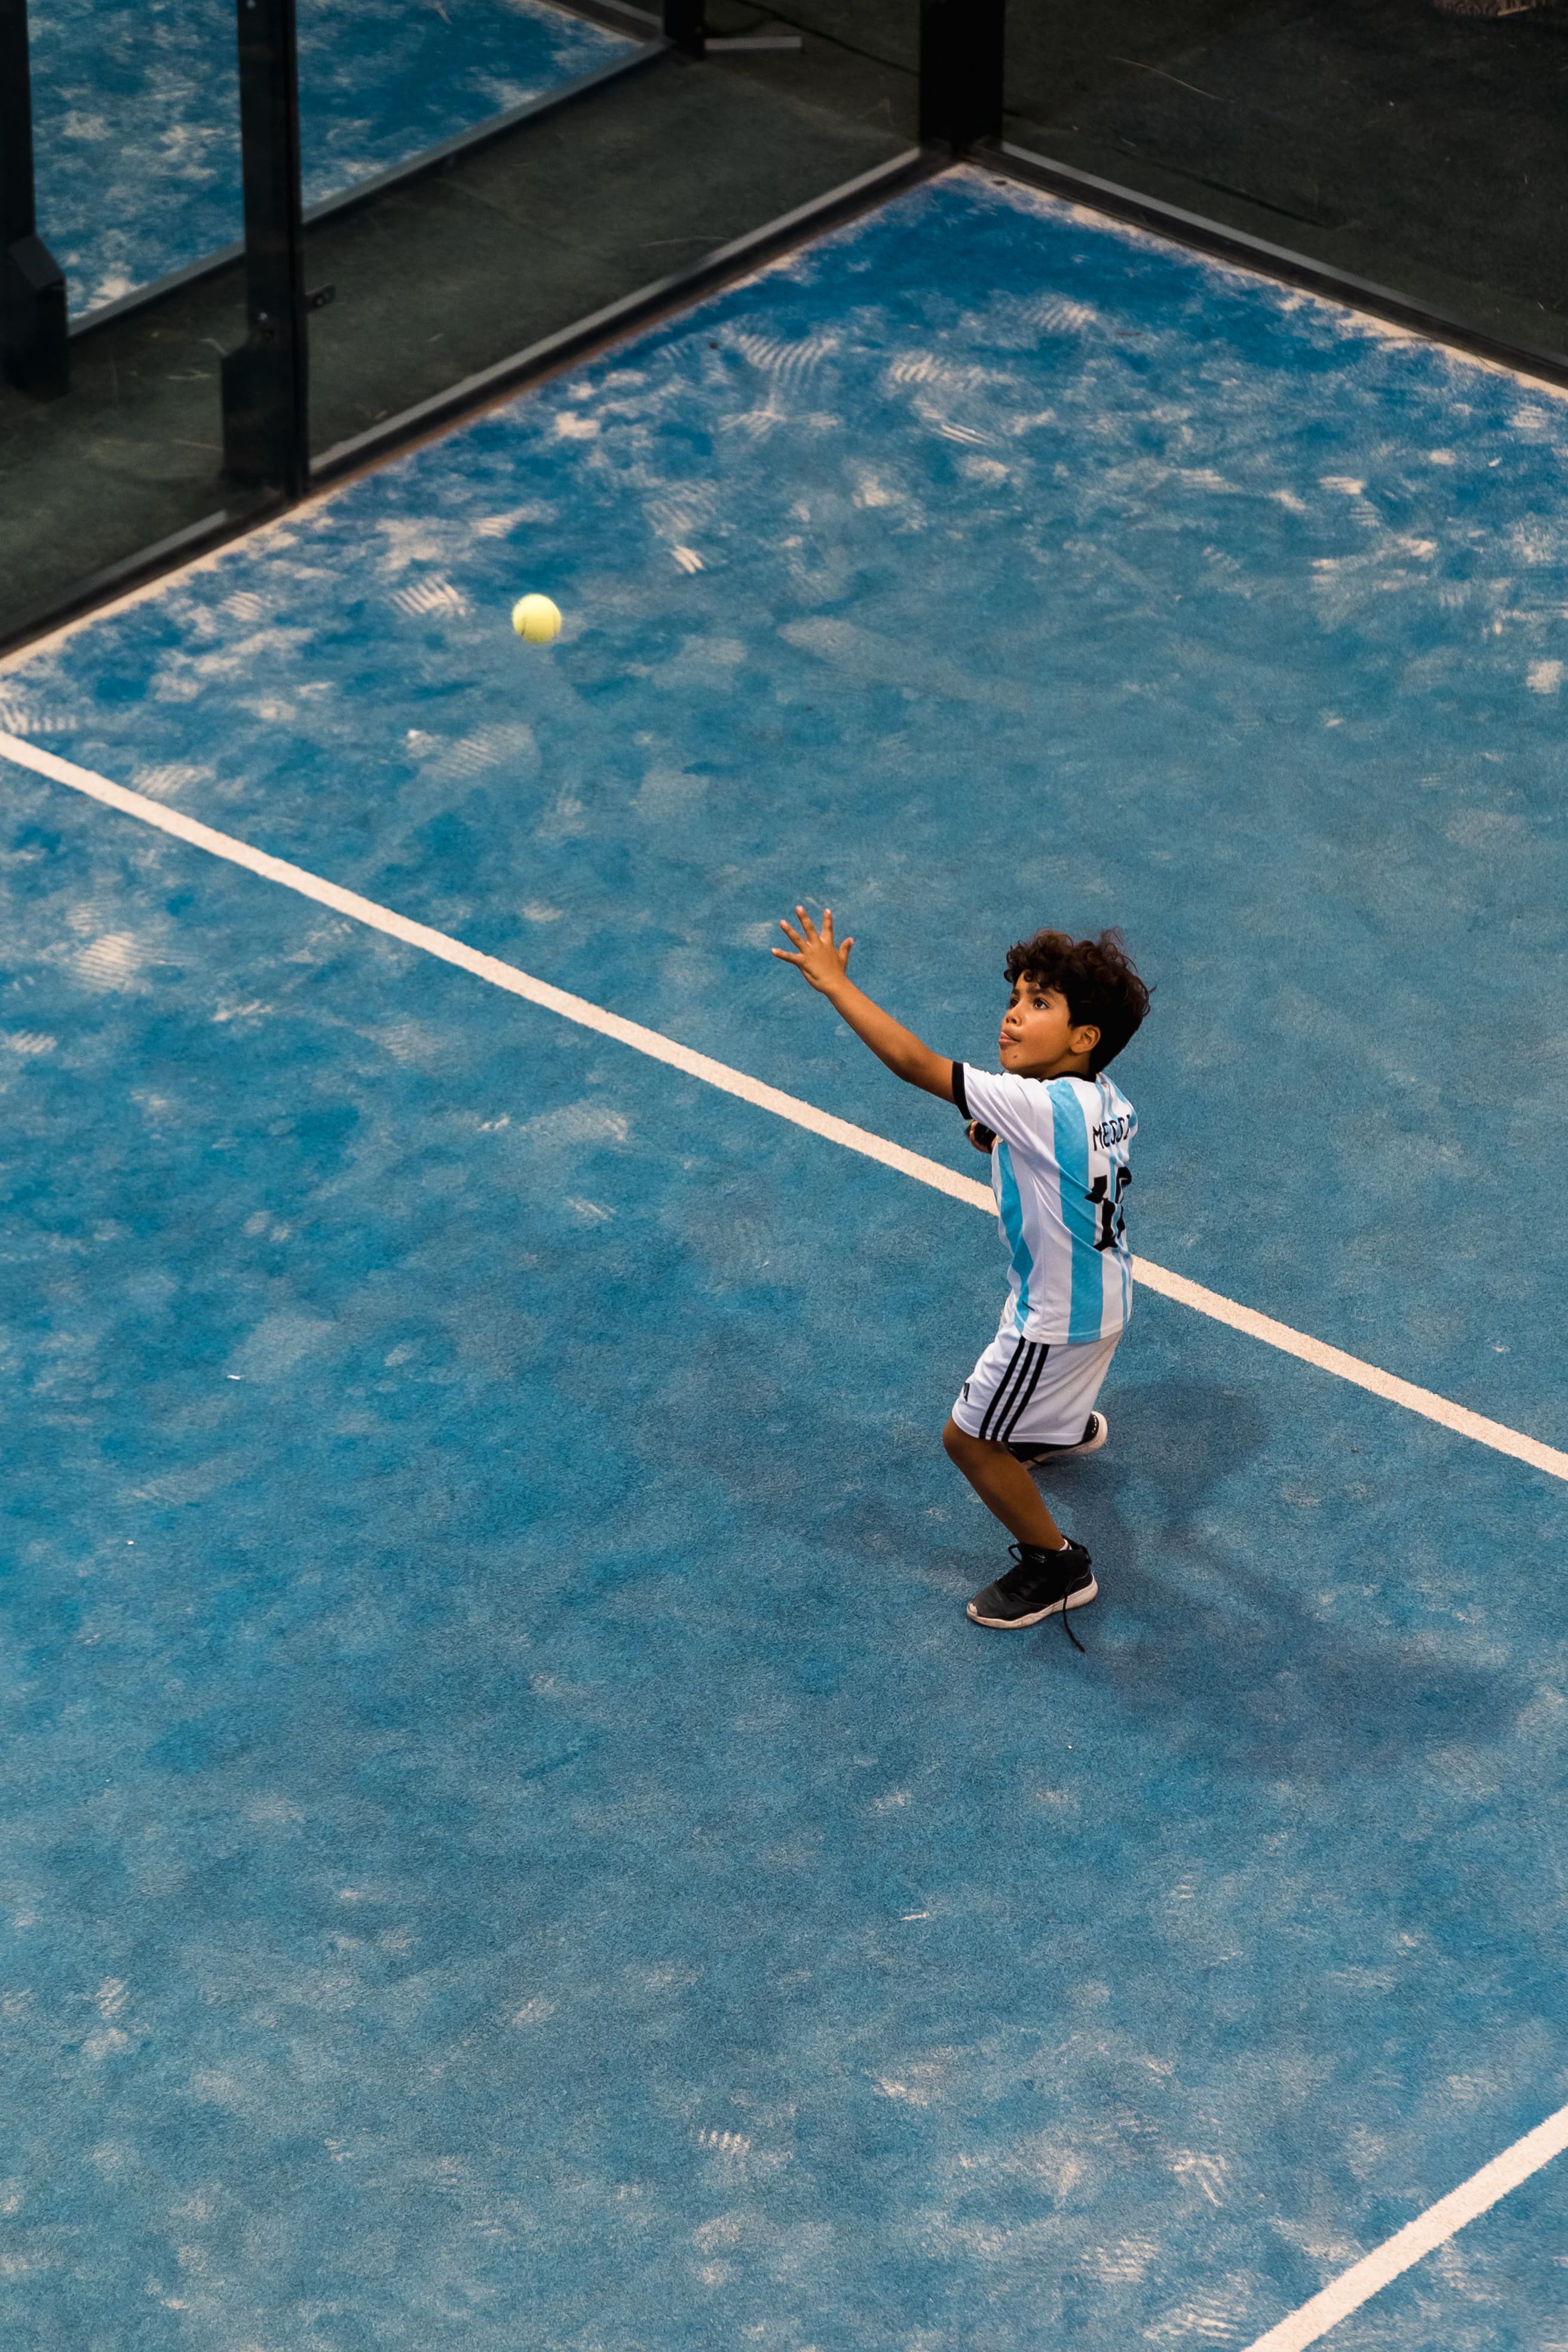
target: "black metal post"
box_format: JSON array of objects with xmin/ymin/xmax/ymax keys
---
[
  {"xmin": 222, "ymin": 0, "xmax": 308, "ymax": 492},
  {"xmin": 0, "ymin": 0, "xmax": 68, "ymax": 397},
  {"xmin": 663, "ymin": 0, "xmax": 705, "ymax": 59},
  {"xmin": 918, "ymin": 0, "xmax": 1003, "ymax": 152}
]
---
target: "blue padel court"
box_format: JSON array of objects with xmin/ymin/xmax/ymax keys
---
[
  {"xmin": 29, "ymin": 0, "xmax": 636, "ymax": 316},
  {"xmin": 2, "ymin": 171, "xmax": 1566, "ymax": 2348}
]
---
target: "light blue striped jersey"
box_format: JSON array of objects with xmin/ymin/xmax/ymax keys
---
[{"xmin": 955, "ymin": 1064, "xmax": 1137, "ymax": 1345}]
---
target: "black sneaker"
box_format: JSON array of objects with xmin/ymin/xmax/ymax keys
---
[
  {"xmin": 967, "ymin": 1539, "xmax": 1097, "ymax": 1642},
  {"xmin": 1009, "ymin": 1413, "xmax": 1108, "ymax": 1465}
]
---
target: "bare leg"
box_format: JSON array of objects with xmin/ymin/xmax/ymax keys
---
[{"xmin": 942, "ymin": 1419, "xmax": 1066, "ymax": 1550}]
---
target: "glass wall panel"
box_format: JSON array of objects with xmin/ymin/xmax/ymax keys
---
[
  {"xmin": 1004, "ymin": 0, "xmax": 1568, "ymax": 367},
  {"xmin": 2, "ymin": 0, "xmax": 921, "ymax": 648},
  {"xmin": 1, "ymin": 0, "xmax": 270, "ymax": 649},
  {"xmin": 28, "ymin": 0, "xmax": 244, "ymax": 316},
  {"xmin": 304, "ymin": 3, "xmax": 921, "ymax": 467},
  {"xmin": 24, "ymin": 0, "xmax": 635, "ymax": 323}
]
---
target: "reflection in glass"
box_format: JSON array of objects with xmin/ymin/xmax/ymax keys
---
[{"xmin": 29, "ymin": 0, "xmax": 638, "ymax": 314}]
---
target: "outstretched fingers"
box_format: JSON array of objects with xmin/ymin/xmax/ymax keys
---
[
  {"xmin": 773, "ymin": 905, "xmax": 823, "ymax": 961},
  {"xmin": 770, "ymin": 904, "xmax": 853, "ymax": 975}
]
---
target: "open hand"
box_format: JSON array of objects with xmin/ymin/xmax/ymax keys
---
[{"xmin": 772, "ymin": 904, "xmax": 854, "ymax": 994}]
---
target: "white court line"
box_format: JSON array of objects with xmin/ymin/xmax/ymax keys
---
[
  {"xmin": 5, "ymin": 724, "xmax": 1568, "ymax": 2329},
  {"xmin": 4, "ymin": 726, "xmax": 1568, "ymax": 1494},
  {"xmin": 1241, "ymin": 2096, "xmax": 1568, "ymax": 2351}
]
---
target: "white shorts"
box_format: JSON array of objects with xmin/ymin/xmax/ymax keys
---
[{"xmin": 950, "ymin": 1328, "xmax": 1121, "ymax": 1448}]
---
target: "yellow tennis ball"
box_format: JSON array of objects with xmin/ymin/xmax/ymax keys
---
[{"xmin": 512, "ymin": 593, "xmax": 562, "ymax": 645}]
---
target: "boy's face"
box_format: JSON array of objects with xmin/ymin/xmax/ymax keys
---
[{"xmin": 999, "ymin": 972, "xmax": 1101, "ymax": 1079}]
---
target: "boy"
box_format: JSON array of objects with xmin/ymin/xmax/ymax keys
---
[{"xmin": 773, "ymin": 908, "xmax": 1150, "ymax": 1638}]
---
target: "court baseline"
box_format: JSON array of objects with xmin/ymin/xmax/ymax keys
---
[{"xmin": 4, "ymin": 718, "xmax": 1567, "ymax": 2335}]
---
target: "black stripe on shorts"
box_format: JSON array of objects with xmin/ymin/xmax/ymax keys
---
[
  {"xmin": 1001, "ymin": 1340, "xmax": 1050, "ymax": 1439},
  {"xmin": 978, "ymin": 1339, "xmax": 1046, "ymax": 1441}
]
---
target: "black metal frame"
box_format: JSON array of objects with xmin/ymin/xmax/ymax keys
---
[
  {"xmin": 1, "ymin": 0, "xmax": 68, "ymax": 396},
  {"xmin": 220, "ymin": 0, "xmax": 309, "ymax": 494},
  {"xmin": 918, "ymin": 0, "xmax": 1002, "ymax": 151},
  {"xmin": 662, "ymin": 0, "xmax": 705, "ymax": 57},
  {"xmin": 14, "ymin": 0, "xmax": 1568, "ymax": 656}
]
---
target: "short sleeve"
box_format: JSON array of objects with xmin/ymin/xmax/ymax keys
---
[{"xmin": 954, "ymin": 1065, "xmax": 1059, "ymax": 1156}]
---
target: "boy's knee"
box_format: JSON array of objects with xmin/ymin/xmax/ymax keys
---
[{"xmin": 942, "ymin": 1416, "xmax": 983, "ymax": 1463}]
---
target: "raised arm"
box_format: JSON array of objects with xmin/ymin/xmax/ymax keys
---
[{"xmin": 772, "ymin": 906, "xmax": 957, "ymax": 1102}]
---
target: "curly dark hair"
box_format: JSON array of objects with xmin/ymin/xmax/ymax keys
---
[{"xmin": 1003, "ymin": 928, "xmax": 1152, "ymax": 1073}]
